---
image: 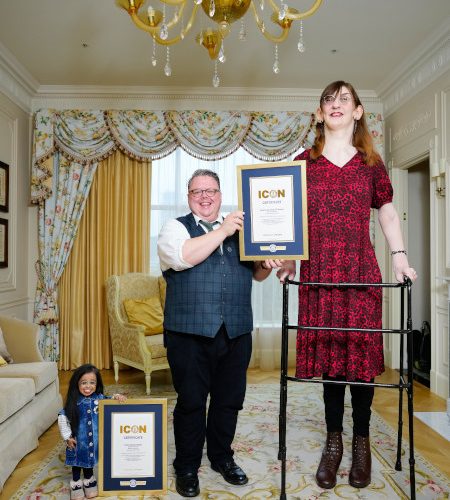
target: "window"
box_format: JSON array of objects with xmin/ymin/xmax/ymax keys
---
[{"xmin": 151, "ymin": 146, "xmax": 302, "ymax": 327}]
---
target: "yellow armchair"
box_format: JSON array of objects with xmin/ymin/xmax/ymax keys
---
[{"xmin": 105, "ymin": 273, "xmax": 169, "ymax": 395}]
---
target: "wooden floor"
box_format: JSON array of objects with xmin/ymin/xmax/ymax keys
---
[{"xmin": 1, "ymin": 366, "xmax": 449, "ymax": 498}]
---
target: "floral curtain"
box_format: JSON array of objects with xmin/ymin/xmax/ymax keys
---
[
  {"xmin": 31, "ymin": 109, "xmax": 383, "ymax": 360},
  {"xmin": 34, "ymin": 153, "xmax": 97, "ymax": 360}
]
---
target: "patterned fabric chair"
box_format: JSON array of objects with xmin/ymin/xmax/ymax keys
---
[{"xmin": 105, "ymin": 273, "xmax": 169, "ymax": 395}]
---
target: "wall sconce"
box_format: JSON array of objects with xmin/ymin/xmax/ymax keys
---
[{"xmin": 431, "ymin": 159, "xmax": 446, "ymax": 197}]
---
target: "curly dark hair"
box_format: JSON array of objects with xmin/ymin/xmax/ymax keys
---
[{"xmin": 63, "ymin": 364, "xmax": 104, "ymax": 436}]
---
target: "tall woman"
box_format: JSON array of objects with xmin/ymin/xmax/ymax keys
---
[{"xmin": 274, "ymin": 81, "xmax": 417, "ymax": 490}]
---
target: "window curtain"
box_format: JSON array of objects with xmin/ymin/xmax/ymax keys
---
[
  {"xmin": 31, "ymin": 109, "xmax": 383, "ymax": 363},
  {"xmin": 58, "ymin": 150, "xmax": 151, "ymax": 369},
  {"xmin": 34, "ymin": 154, "xmax": 97, "ymax": 360}
]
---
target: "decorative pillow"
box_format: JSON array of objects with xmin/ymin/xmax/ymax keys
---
[
  {"xmin": 0, "ymin": 327, "xmax": 13, "ymax": 363},
  {"xmin": 0, "ymin": 354, "xmax": 7, "ymax": 367},
  {"xmin": 123, "ymin": 296, "xmax": 164, "ymax": 336},
  {"xmin": 158, "ymin": 275, "xmax": 167, "ymax": 310}
]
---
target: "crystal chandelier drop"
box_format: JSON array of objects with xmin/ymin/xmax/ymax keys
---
[{"xmin": 117, "ymin": 0, "xmax": 323, "ymax": 86}]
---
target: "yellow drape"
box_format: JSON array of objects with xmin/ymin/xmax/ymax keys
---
[{"xmin": 58, "ymin": 150, "xmax": 151, "ymax": 370}]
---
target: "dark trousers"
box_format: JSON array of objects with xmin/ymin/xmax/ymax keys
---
[
  {"xmin": 72, "ymin": 467, "xmax": 94, "ymax": 481},
  {"xmin": 165, "ymin": 326, "xmax": 252, "ymax": 474},
  {"xmin": 323, "ymin": 374, "xmax": 375, "ymax": 437}
]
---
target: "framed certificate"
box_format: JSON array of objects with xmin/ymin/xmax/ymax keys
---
[
  {"xmin": 98, "ymin": 399, "xmax": 167, "ymax": 496},
  {"xmin": 237, "ymin": 161, "xmax": 308, "ymax": 260}
]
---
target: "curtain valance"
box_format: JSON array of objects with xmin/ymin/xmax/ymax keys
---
[
  {"xmin": 31, "ymin": 109, "xmax": 316, "ymax": 203},
  {"xmin": 32, "ymin": 109, "xmax": 384, "ymax": 204}
]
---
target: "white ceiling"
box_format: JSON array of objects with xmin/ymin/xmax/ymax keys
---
[{"xmin": 0, "ymin": 0, "xmax": 449, "ymax": 93}]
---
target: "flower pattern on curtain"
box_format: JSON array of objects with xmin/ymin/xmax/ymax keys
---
[
  {"xmin": 34, "ymin": 153, "xmax": 97, "ymax": 360},
  {"xmin": 31, "ymin": 109, "xmax": 383, "ymax": 360}
]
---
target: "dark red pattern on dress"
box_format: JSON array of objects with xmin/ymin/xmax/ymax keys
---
[{"xmin": 295, "ymin": 150, "xmax": 393, "ymax": 381}]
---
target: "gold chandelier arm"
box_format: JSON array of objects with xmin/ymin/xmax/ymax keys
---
[
  {"xmin": 128, "ymin": 4, "xmax": 199, "ymax": 44},
  {"xmin": 249, "ymin": 1, "xmax": 290, "ymax": 43},
  {"xmin": 267, "ymin": 0, "xmax": 323, "ymax": 20},
  {"xmin": 155, "ymin": 0, "xmax": 188, "ymax": 5}
]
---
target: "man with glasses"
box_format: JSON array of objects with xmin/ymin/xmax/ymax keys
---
[{"xmin": 158, "ymin": 169, "xmax": 271, "ymax": 497}]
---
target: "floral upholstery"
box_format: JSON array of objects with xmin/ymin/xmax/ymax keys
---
[{"xmin": 105, "ymin": 273, "xmax": 169, "ymax": 394}]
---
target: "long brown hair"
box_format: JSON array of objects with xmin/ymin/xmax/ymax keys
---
[{"xmin": 310, "ymin": 80, "xmax": 381, "ymax": 166}]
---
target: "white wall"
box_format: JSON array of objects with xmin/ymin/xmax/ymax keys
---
[
  {"xmin": 384, "ymin": 69, "xmax": 450, "ymax": 398},
  {"xmin": 408, "ymin": 160, "xmax": 431, "ymax": 332},
  {"xmin": 0, "ymin": 90, "xmax": 36, "ymax": 321}
]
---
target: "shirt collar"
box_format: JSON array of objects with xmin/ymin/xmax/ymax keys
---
[{"xmin": 192, "ymin": 213, "xmax": 224, "ymax": 226}]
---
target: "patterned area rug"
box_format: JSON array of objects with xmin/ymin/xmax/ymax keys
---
[{"xmin": 10, "ymin": 383, "xmax": 450, "ymax": 499}]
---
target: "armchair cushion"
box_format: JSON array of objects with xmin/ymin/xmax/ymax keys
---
[
  {"xmin": 0, "ymin": 328, "xmax": 13, "ymax": 363},
  {"xmin": 123, "ymin": 296, "xmax": 164, "ymax": 335}
]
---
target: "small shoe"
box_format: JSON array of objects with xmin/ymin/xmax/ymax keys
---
[
  {"xmin": 83, "ymin": 476, "xmax": 98, "ymax": 499},
  {"xmin": 175, "ymin": 472, "xmax": 200, "ymax": 497},
  {"xmin": 315, "ymin": 432, "xmax": 343, "ymax": 489},
  {"xmin": 349, "ymin": 435, "xmax": 372, "ymax": 488},
  {"xmin": 211, "ymin": 460, "xmax": 248, "ymax": 485},
  {"xmin": 70, "ymin": 479, "xmax": 85, "ymax": 500}
]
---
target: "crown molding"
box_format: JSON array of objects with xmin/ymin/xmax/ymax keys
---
[
  {"xmin": 0, "ymin": 41, "xmax": 38, "ymax": 113},
  {"xmin": 377, "ymin": 18, "xmax": 450, "ymax": 118},
  {"xmin": 30, "ymin": 86, "xmax": 382, "ymax": 113}
]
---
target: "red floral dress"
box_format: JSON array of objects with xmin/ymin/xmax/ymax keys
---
[{"xmin": 295, "ymin": 150, "xmax": 393, "ymax": 381}]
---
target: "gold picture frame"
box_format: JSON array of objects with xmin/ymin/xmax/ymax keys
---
[
  {"xmin": 98, "ymin": 398, "xmax": 167, "ymax": 496},
  {"xmin": 236, "ymin": 160, "xmax": 308, "ymax": 260}
]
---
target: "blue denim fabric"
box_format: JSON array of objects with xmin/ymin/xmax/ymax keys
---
[{"xmin": 59, "ymin": 393, "xmax": 107, "ymax": 468}]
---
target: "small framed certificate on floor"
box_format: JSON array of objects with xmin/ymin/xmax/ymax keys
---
[
  {"xmin": 98, "ymin": 399, "xmax": 167, "ymax": 496},
  {"xmin": 237, "ymin": 160, "xmax": 308, "ymax": 260}
]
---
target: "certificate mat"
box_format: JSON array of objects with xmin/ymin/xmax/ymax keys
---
[
  {"xmin": 99, "ymin": 399, "xmax": 167, "ymax": 496},
  {"xmin": 237, "ymin": 161, "xmax": 308, "ymax": 260}
]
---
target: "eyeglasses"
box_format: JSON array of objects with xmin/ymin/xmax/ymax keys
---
[
  {"xmin": 322, "ymin": 93, "xmax": 353, "ymax": 105},
  {"xmin": 189, "ymin": 188, "xmax": 220, "ymax": 198},
  {"xmin": 79, "ymin": 380, "xmax": 97, "ymax": 386}
]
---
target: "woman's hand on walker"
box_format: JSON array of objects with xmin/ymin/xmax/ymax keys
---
[{"xmin": 264, "ymin": 259, "xmax": 296, "ymax": 283}]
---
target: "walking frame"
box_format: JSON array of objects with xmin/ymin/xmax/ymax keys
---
[{"xmin": 278, "ymin": 278, "xmax": 416, "ymax": 499}]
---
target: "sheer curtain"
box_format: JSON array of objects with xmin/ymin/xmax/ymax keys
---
[{"xmin": 150, "ymin": 147, "xmax": 301, "ymax": 369}]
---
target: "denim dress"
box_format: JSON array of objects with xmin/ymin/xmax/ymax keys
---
[{"xmin": 60, "ymin": 393, "xmax": 107, "ymax": 468}]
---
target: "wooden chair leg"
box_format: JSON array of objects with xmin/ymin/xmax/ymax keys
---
[
  {"xmin": 145, "ymin": 373, "xmax": 151, "ymax": 395},
  {"xmin": 114, "ymin": 360, "xmax": 119, "ymax": 383}
]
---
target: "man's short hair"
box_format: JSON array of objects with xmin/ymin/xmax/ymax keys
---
[{"xmin": 187, "ymin": 169, "xmax": 220, "ymax": 190}]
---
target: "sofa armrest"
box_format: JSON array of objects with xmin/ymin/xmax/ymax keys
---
[{"xmin": 0, "ymin": 316, "xmax": 44, "ymax": 363}]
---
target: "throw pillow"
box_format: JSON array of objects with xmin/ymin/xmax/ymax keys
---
[
  {"xmin": 0, "ymin": 354, "xmax": 7, "ymax": 366},
  {"xmin": 123, "ymin": 296, "xmax": 164, "ymax": 336},
  {"xmin": 0, "ymin": 327, "xmax": 13, "ymax": 363}
]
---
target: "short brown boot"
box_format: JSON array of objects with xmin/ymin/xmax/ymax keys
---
[
  {"xmin": 349, "ymin": 435, "xmax": 371, "ymax": 488},
  {"xmin": 315, "ymin": 431, "xmax": 343, "ymax": 489}
]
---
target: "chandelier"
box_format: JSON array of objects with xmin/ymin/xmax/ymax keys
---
[{"xmin": 117, "ymin": 0, "xmax": 323, "ymax": 87}]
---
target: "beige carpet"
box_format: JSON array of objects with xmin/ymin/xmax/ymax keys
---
[{"xmin": 10, "ymin": 383, "xmax": 450, "ymax": 499}]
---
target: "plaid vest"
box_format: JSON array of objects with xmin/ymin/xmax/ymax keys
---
[{"xmin": 163, "ymin": 213, "xmax": 254, "ymax": 338}]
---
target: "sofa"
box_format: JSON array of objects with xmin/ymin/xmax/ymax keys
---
[{"xmin": 0, "ymin": 315, "xmax": 62, "ymax": 492}]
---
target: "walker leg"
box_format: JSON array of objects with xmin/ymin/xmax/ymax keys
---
[
  {"xmin": 279, "ymin": 283, "xmax": 290, "ymax": 499},
  {"xmin": 395, "ymin": 288, "xmax": 405, "ymax": 471},
  {"xmin": 406, "ymin": 285, "xmax": 416, "ymax": 498}
]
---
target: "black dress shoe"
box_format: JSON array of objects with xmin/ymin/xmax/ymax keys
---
[
  {"xmin": 175, "ymin": 472, "xmax": 200, "ymax": 497},
  {"xmin": 211, "ymin": 461, "xmax": 249, "ymax": 485}
]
